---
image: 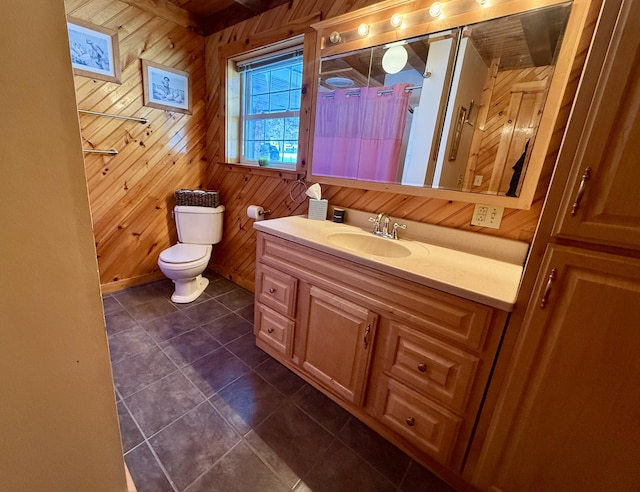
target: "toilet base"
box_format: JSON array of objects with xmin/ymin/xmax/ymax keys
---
[{"xmin": 170, "ymin": 274, "xmax": 209, "ymax": 303}]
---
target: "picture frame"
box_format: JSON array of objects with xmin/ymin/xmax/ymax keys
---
[
  {"xmin": 141, "ymin": 60, "xmax": 192, "ymax": 114},
  {"xmin": 67, "ymin": 17, "xmax": 121, "ymax": 83}
]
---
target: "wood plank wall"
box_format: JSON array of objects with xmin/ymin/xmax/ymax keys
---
[
  {"xmin": 65, "ymin": 0, "xmax": 207, "ymax": 292},
  {"xmin": 474, "ymin": 66, "xmax": 554, "ymax": 193},
  {"xmin": 203, "ymin": 0, "xmax": 596, "ymax": 292}
]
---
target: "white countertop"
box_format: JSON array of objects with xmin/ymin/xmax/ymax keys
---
[{"xmin": 254, "ymin": 215, "xmax": 526, "ymax": 312}]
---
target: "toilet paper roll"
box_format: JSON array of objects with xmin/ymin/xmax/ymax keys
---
[{"xmin": 247, "ymin": 205, "xmax": 265, "ymax": 221}]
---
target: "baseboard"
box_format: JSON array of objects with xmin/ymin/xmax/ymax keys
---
[{"xmin": 101, "ymin": 272, "xmax": 166, "ymax": 294}]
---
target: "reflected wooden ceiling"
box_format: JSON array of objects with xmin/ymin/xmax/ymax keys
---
[
  {"xmin": 125, "ymin": 0, "xmax": 291, "ymax": 35},
  {"xmin": 318, "ymin": 4, "xmax": 571, "ymax": 90}
]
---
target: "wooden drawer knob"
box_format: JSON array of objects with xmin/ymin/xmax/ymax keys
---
[
  {"xmin": 269, "ymin": 287, "xmax": 276, "ymax": 293},
  {"xmin": 406, "ymin": 416, "xmax": 415, "ymax": 427},
  {"xmin": 267, "ymin": 328, "xmax": 274, "ymax": 334},
  {"xmin": 417, "ymin": 363, "xmax": 427, "ymax": 372}
]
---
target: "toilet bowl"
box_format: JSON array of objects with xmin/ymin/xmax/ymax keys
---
[
  {"xmin": 158, "ymin": 204, "xmax": 225, "ymax": 303},
  {"xmin": 158, "ymin": 243, "xmax": 212, "ymax": 303}
]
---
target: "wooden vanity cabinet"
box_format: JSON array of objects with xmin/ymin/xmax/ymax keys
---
[{"xmin": 254, "ymin": 232, "xmax": 508, "ymax": 475}]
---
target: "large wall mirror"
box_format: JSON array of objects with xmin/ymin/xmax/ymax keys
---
[{"xmin": 309, "ymin": 0, "xmax": 594, "ymax": 209}]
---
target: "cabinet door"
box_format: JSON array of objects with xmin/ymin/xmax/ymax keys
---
[
  {"xmin": 473, "ymin": 245, "xmax": 640, "ymax": 491},
  {"xmin": 299, "ymin": 286, "xmax": 378, "ymax": 405},
  {"xmin": 553, "ymin": 0, "xmax": 640, "ymax": 249}
]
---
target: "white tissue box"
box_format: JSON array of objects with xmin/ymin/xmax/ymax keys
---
[{"xmin": 308, "ymin": 199, "xmax": 328, "ymax": 221}]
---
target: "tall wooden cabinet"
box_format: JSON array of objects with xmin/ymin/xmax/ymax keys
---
[{"xmin": 468, "ymin": 0, "xmax": 640, "ymax": 489}]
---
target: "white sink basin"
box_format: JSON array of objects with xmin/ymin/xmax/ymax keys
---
[{"xmin": 327, "ymin": 232, "xmax": 412, "ymax": 258}]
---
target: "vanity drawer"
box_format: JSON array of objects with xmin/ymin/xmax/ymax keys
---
[
  {"xmin": 384, "ymin": 321, "xmax": 479, "ymax": 413},
  {"xmin": 256, "ymin": 263, "xmax": 297, "ymax": 317},
  {"xmin": 376, "ymin": 377, "xmax": 461, "ymax": 466},
  {"xmin": 255, "ymin": 304, "xmax": 294, "ymax": 356}
]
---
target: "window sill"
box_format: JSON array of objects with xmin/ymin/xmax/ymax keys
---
[{"xmin": 217, "ymin": 161, "xmax": 304, "ymax": 180}]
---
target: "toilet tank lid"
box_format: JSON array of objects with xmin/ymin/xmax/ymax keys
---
[
  {"xmin": 159, "ymin": 243, "xmax": 210, "ymax": 263},
  {"xmin": 174, "ymin": 205, "xmax": 225, "ymax": 214}
]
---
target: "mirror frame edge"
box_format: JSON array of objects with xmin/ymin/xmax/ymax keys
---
[{"xmin": 306, "ymin": 0, "xmax": 597, "ymax": 211}]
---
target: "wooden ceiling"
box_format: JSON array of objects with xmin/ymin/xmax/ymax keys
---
[{"xmin": 124, "ymin": 0, "xmax": 292, "ymax": 35}]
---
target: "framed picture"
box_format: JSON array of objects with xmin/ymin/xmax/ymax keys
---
[
  {"xmin": 141, "ymin": 60, "xmax": 192, "ymax": 114},
  {"xmin": 67, "ymin": 17, "xmax": 121, "ymax": 83}
]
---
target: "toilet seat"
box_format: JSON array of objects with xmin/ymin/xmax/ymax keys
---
[{"xmin": 159, "ymin": 243, "xmax": 209, "ymax": 264}]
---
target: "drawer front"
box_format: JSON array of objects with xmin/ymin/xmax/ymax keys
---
[
  {"xmin": 378, "ymin": 378, "xmax": 461, "ymax": 465},
  {"xmin": 257, "ymin": 264, "xmax": 297, "ymax": 317},
  {"xmin": 385, "ymin": 321, "xmax": 479, "ymax": 413},
  {"xmin": 255, "ymin": 304, "xmax": 294, "ymax": 356}
]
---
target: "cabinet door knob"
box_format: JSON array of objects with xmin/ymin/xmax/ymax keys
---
[
  {"xmin": 406, "ymin": 417, "xmax": 415, "ymax": 427},
  {"xmin": 417, "ymin": 363, "xmax": 427, "ymax": 373},
  {"xmin": 267, "ymin": 327, "xmax": 274, "ymax": 334},
  {"xmin": 269, "ymin": 287, "xmax": 276, "ymax": 293}
]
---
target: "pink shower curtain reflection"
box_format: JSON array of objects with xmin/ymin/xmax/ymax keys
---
[{"xmin": 312, "ymin": 83, "xmax": 411, "ymax": 183}]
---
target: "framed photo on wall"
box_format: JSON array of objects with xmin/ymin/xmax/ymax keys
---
[
  {"xmin": 141, "ymin": 60, "xmax": 192, "ymax": 114},
  {"xmin": 67, "ymin": 17, "xmax": 121, "ymax": 83}
]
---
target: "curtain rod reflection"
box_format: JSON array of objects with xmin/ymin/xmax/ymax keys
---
[{"xmin": 321, "ymin": 85, "xmax": 422, "ymax": 98}]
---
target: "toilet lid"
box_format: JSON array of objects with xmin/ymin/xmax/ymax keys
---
[{"xmin": 159, "ymin": 243, "xmax": 209, "ymax": 263}]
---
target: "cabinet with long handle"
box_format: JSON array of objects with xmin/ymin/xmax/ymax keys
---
[{"xmin": 467, "ymin": 0, "xmax": 640, "ymax": 489}]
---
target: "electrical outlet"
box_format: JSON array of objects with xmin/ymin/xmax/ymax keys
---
[
  {"xmin": 471, "ymin": 204, "xmax": 504, "ymax": 229},
  {"xmin": 473, "ymin": 175, "xmax": 483, "ymax": 186}
]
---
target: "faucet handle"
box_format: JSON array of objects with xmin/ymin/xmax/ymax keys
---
[
  {"xmin": 369, "ymin": 215, "xmax": 381, "ymax": 233},
  {"xmin": 392, "ymin": 223, "xmax": 407, "ymax": 239}
]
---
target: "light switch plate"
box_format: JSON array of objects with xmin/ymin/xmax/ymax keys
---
[
  {"xmin": 471, "ymin": 204, "xmax": 504, "ymax": 229},
  {"xmin": 473, "ymin": 175, "xmax": 483, "ymax": 186}
]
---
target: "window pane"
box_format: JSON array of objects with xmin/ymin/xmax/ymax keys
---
[
  {"xmin": 249, "ymin": 94, "xmax": 269, "ymax": 114},
  {"xmin": 264, "ymin": 118, "xmax": 284, "ymax": 140},
  {"xmin": 270, "ymin": 91, "xmax": 289, "ymax": 112},
  {"xmin": 270, "ymin": 68, "xmax": 291, "ymax": 92},
  {"xmin": 282, "ymin": 141, "xmax": 298, "ymax": 163},
  {"xmin": 291, "ymin": 64, "xmax": 303, "ymax": 89},
  {"xmin": 289, "ymin": 89, "xmax": 301, "ymax": 111},
  {"xmin": 284, "ymin": 117, "xmax": 299, "ymax": 140},
  {"xmin": 245, "ymin": 140, "xmax": 261, "ymax": 160},
  {"xmin": 245, "ymin": 120, "xmax": 265, "ymax": 141},
  {"xmin": 250, "ymin": 72, "xmax": 269, "ymax": 94}
]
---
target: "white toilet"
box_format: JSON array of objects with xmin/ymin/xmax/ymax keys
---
[{"xmin": 158, "ymin": 204, "xmax": 225, "ymax": 303}]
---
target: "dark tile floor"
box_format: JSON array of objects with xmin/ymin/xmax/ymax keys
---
[{"xmin": 105, "ymin": 273, "xmax": 456, "ymax": 492}]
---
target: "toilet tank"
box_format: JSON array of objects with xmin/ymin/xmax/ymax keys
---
[{"xmin": 174, "ymin": 205, "xmax": 225, "ymax": 245}]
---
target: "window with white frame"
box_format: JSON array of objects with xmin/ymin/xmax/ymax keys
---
[{"xmin": 228, "ymin": 40, "xmax": 303, "ymax": 170}]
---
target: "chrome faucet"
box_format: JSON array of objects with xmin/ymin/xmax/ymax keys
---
[{"xmin": 368, "ymin": 213, "xmax": 406, "ymax": 239}]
